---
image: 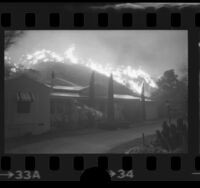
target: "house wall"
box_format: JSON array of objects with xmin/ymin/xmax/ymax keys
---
[
  {"xmin": 115, "ymin": 100, "xmax": 159, "ymax": 122},
  {"xmin": 82, "ymin": 98, "xmax": 158, "ymax": 123},
  {"xmin": 120, "ymin": 100, "xmax": 143, "ymax": 122},
  {"xmin": 5, "ymin": 76, "xmax": 51, "ymax": 138},
  {"xmin": 50, "ymin": 97, "xmax": 96, "ymax": 129},
  {"xmin": 145, "ymin": 101, "xmax": 158, "ymax": 120},
  {"xmin": 50, "ymin": 98, "xmax": 75, "ymax": 129}
]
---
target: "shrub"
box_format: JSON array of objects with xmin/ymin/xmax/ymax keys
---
[{"xmin": 152, "ymin": 118, "xmax": 188, "ymax": 153}]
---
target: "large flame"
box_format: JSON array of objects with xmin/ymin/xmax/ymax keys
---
[
  {"xmin": 14, "ymin": 44, "xmax": 158, "ymax": 95},
  {"xmin": 64, "ymin": 44, "xmax": 79, "ymax": 64},
  {"xmin": 63, "ymin": 45, "xmax": 157, "ymax": 94},
  {"xmin": 20, "ymin": 49, "xmax": 64, "ymax": 68}
]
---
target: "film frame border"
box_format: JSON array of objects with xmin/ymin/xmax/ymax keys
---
[{"xmin": 0, "ymin": 3, "xmax": 199, "ymax": 181}]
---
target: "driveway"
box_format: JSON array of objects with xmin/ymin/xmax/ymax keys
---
[{"xmin": 6, "ymin": 120, "xmax": 163, "ymax": 154}]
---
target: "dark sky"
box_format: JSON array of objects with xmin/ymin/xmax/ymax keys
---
[{"xmin": 7, "ymin": 30, "xmax": 188, "ymax": 78}]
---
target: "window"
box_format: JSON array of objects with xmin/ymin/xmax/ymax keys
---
[{"xmin": 17, "ymin": 101, "xmax": 31, "ymax": 113}]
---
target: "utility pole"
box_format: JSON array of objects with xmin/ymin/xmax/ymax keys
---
[
  {"xmin": 88, "ymin": 71, "xmax": 96, "ymax": 127},
  {"xmin": 107, "ymin": 73, "xmax": 114, "ymax": 122},
  {"xmin": 50, "ymin": 71, "xmax": 55, "ymax": 128},
  {"xmin": 141, "ymin": 82, "xmax": 146, "ymax": 121}
]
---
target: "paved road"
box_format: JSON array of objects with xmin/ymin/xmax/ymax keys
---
[{"xmin": 7, "ymin": 121, "xmax": 163, "ymax": 154}]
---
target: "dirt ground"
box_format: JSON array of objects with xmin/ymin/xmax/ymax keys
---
[{"xmin": 5, "ymin": 120, "xmax": 164, "ymax": 154}]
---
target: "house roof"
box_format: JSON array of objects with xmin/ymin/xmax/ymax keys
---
[
  {"xmin": 51, "ymin": 92, "xmax": 82, "ymax": 98},
  {"xmin": 6, "ymin": 73, "xmax": 153, "ymax": 102},
  {"xmin": 114, "ymin": 94, "xmax": 140, "ymax": 100},
  {"xmin": 5, "ymin": 73, "xmax": 49, "ymax": 89},
  {"xmin": 52, "ymin": 85, "xmax": 88, "ymax": 91},
  {"xmin": 50, "ymin": 92, "xmax": 152, "ymax": 101},
  {"xmin": 114, "ymin": 94, "xmax": 152, "ymax": 101},
  {"xmin": 47, "ymin": 77, "xmax": 78, "ymax": 87},
  {"xmin": 45, "ymin": 76, "xmax": 89, "ymax": 92}
]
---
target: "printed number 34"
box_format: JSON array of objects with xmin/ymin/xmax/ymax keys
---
[{"xmin": 117, "ymin": 169, "xmax": 134, "ymax": 179}]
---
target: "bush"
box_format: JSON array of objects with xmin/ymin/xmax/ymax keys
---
[{"xmin": 152, "ymin": 118, "xmax": 188, "ymax": 153}]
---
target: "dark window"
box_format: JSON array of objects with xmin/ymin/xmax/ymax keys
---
[{"xmin": 17, "ymin": 102, "xmax": 31, "ymax": 113}]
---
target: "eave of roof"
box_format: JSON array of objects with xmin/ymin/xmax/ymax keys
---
[
  {"xmin": 52, "ymin": 85, "xmax": 86, "ymax": 91},
  {"xmin": 5, "ymin": 73, "xmax": 50, "ymax": 89},
  {"xmin": 50, "ymin": 92, "xmax": 152, "ymax": 101},
  {"xmin": 50, "ymin": 92, "xmax": 85, "ymax": 98}
]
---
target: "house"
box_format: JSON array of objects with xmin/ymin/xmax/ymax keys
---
[
  {"xmin": 4, "ymin": 73, "xmax": 159, "ymax": 138},
  {"xmin": 4, "ymin": 74, "xmax": 51, "ymax": 138},
  {"xmin": 49, "ymin": 85, "xmax": 101, "ymax": 129},
  {"xmin": 49, "ymin": 81, "xmax": 159, "ymax": 128}
]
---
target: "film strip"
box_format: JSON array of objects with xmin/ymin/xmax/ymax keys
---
[{"xmin": 0, "ymin": 2, "xmax": 200, "ymax": 181}]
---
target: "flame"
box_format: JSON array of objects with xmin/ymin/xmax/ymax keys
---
[
  {"xmin": 63, "ymin": 45, "xmax": 157, "ymax": 94},
  {"xmin": 20, "ymin": 49, "xmax": 64, "ymax": 68},
  {"xmin": 14, "ymin": 44, "xmax": 157, "ymax": 95},
  {"xmin": 64, "ymin": 44, "xmax": 79, "ymax": 64}
]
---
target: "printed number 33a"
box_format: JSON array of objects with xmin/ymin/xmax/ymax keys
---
[{"xmin": 15, "ymin": 170, "xmax": 40, "ymax": 180}]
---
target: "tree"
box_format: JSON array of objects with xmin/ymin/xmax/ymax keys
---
[
  {"xmin": 4, "ymin": 61, "xmax": 15, "ymax": 78},
  {"xmin": 5, "ymin": 31, "xmax": 24, "ymax": 50},
  {"xmin": 4, "ymin": 31, "xmax": 25, "ymax": 78},
  {"xmin": 4, "ymin": 58, "xmax": 26, "ymax": 78},
  {"xmin": 89, "ymin": 71, "xmax": 95, "ymax": 107},
  {"xmin": 152, "ymin": 69, "xmax": 187, "ymax": 118},
  {"xmin": 107, "ymin": 73, "xmax": 114, "ymax": 121}
]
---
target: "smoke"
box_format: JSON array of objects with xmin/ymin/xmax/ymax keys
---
[
  {"xmin": 64, "ymin": 44, "xmax": 158, "ymax": 95},
  {"xmin": 7, "ymin": 44, "xmax": 158, "ymax": 96}
]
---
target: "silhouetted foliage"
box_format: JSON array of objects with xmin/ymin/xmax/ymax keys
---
[
  {"xmin": 153, "ymin": 119, "xmax": 188, "ymax": 152},
  {"xmin": 152, "ymin": 69, "xmax": 187, "ymax": 118},
  {"xmin": 5, "ymin": 31, "xmax": 24, "ymax": 50},
  {"xmin": 4, "ymin": 31, "xmax": 25, "ymax": 78},
  {"xmin": 4, "ymin": 62, "xmax": 26, "ymax": 78},
  {"xmin": 4, "ymin": 62, "xmax": 15, "ymax": 78}
]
